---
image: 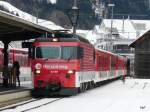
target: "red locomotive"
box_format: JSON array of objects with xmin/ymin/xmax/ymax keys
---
[{"xmin": 23, "ymin": 33, "xmax": 127, "ymax": 96}]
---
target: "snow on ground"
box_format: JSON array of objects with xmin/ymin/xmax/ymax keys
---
[
  {"xmin": 2, "ymin": 78, "xmax": 150, "ymax": 112},
  {"xmin": 32, "ymin": 78, "xmax": 150, "ymax": 112}
]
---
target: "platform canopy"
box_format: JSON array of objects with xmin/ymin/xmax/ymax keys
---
[{"xmin": 0, "ymin": 10, "xmax": 54, "ymax": 41}]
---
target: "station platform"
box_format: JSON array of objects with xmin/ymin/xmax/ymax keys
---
[{"xmin": 0, "ymin": 81, "xmax": 32, "ymax": 107}]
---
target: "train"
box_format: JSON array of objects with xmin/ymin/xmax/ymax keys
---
[
  {"xmin": 0, "ymin": 47, "xmax": 30, "ymax": 84},
  {"xmin": 22, "ymin": 32, "xmax": 128, "ymax": 96}
]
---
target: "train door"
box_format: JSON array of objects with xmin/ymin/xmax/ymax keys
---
[{"xmin": 127, "ymin": 58, "xmax": 130, "ymax": 76}]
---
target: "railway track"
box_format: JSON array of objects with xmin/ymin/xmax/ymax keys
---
[{"xmin": 0, "ymin": 97, "xmax": 63, "ymax": 112}]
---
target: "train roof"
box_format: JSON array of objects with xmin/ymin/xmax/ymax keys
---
[
  {"xmin": 34, "ymin": 37, "xmax": 89, "ymax": 43},
  {"xmin": 95, "ymin": 48, "xmax": 127, "ymax": 59},
  {"xmin": 34, "ymin": 32, "xmax": 90, "ymax": 44}
]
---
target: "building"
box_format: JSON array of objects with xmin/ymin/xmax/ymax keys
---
[
  {"xmin": 130, "ymin": 30, "xmax": 150, "ymax": 78},
  {"xmin": 88, "ymin": 19, "xmax": 150, "ymax": 54},
  {"xmin": 87, "ymin": 19, "xmax": 150, "ymax": 76}
]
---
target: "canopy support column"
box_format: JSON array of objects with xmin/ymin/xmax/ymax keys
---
[{"xmin": 2, "ymin": 41, "xmax": 10, "ymax": 87}]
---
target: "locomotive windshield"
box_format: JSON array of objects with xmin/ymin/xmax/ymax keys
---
[
  {"xmin": 35, "ymin": 46, "xmax": 79, "ymax": 59},
  {"xmin": 61, "ymin": 46, "xmax": 77, "ymax": 59},
  {"xmin": 36, "ymin": 47, "xmax": 60, "ymax": 59}
]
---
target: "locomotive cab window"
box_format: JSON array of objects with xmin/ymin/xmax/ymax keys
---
[
  {"xmin": 35, "ymin": 46, "xmax": 83, "ymax": 60},
  {"xmin": 36, "ymin": 46, "xmax": 60, "ymax": 59},
  {"xmin": 61, "ymin": 46, "xmax": 83, "ymax": 59},
  {"xmin": 61, "ymin": 46, "xmax": 77, "ymax": 60}
]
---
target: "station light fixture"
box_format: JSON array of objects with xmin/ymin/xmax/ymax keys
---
[{"xmin": 68, "ymin": 0, "xmax": 79, "ymax": 34}]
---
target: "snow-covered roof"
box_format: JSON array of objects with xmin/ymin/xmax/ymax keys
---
[
  {"xmin": 100, "ymin": 19, "xmax": 150, "ymax": 39},
  {"xmin": 94, "ymin": 25, "xmax": 107, "ymax": 34},
  {"xmin": 0, "ymin": 1, "xmax": 63, "ymax": 31},
  {"xmin": 47, "ymin": 0, "xmax": 57, "ymax": 4},
  {"xmin": 76, "ymin": 30, "xmax": 90, "ymax": 38},
  {"xmin": 86, "ymin": 30, "xmax": 100, "ymax": 44},
  {"xmin": 101, "ymin": 19, "xmax": 136, "ymax": 39},
  {"xmin": 38, "ymin": 19, "xmax": 64, "ymax": 30},
  {"xmin": 103, "ymin": 19, "xmax": 135, "ymax": 32},
  {"xmin": 130, "ymin": 29, "xmax": 150, "ymax": 47},
  {"xmin": 131, "ymin": 19, "xmax": 150, "ymax": 31}
]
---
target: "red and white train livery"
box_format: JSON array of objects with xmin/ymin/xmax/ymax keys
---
[
  {"xmin": 0, "ymin": 48, "xmax": 30, "ymax": 84},
  {"xmin": 23, "ymin": 33, "xmax": 127, "ymax": 96}
]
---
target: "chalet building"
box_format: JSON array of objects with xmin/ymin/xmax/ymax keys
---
[{"xmin": 130, "ymin": 30, "xmax": 150, "ymax": 78}]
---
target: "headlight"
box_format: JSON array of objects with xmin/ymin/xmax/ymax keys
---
[
  {"xmin": 35, "ymin": 69, "xmax": 41, "ymax": 74},
  {"xmin": 66, "ymin": 70, "xmax": 75, "ymax": 79},
  {"xmin": 67, "ymin": 70, "xmax": 75, "ymax": 74},
  {"xmin": 52, "ymin": 38, "xmax": 58, "ymax": 42}
]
